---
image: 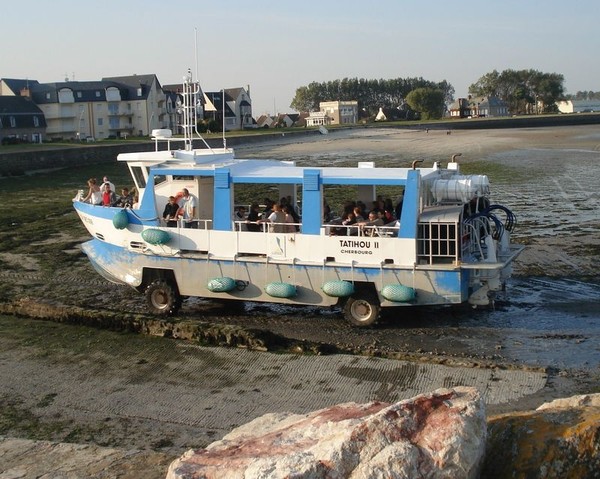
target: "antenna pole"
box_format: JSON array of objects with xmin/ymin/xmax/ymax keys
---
[
  {"xmin": 194, "ymin": 27, "xmax": 199, "ymax": 85},
  {"xmin": 222, "ymin": 89, "xmax": 226, "ymax": 148}
]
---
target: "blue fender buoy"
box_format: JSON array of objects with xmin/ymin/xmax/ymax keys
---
[
  {"xmin": 112, "ymin": 209, "xmax": 129, "ymax": 230},
  {"xmin": 265, "ymin": 282, "xmax": 296, "ymax": 298},
  {"xmin": 141, "ymin": 228, "xmax": 171, "ymax": 246},
  {"xmin": 381, "ymin": 284, "xmax": 416, "ymax": 302},
  {"xmin": 322, "ymin": 280, "xmax": 354, "ymax": 297},
  {"xmin": 207, "ymin": 277, "xmax": 236, "ymax": 293}
]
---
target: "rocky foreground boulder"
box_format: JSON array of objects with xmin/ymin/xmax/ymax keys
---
[
  {"xmin": 482, "ymin": 394, "xmax": 600, "ymax": 478},
  {"xmin": 167, "ymin": 387, "xmax": 487, "ymax": 479}
]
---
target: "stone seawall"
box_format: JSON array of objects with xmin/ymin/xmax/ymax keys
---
[{"xmin": 0, "ymin": 129, "xmax": 320, "ymax": 177}]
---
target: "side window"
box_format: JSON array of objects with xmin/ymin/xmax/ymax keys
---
[{"xmin": 131, "ymin": 166, "xmax": 146, "ymax": 188}]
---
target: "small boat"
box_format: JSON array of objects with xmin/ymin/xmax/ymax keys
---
[{"xmin": 73, "ymin": 72, "xmax": 523, "ymax": 327}]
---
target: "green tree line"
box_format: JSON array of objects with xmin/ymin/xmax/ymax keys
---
[
  {"xmin": 290, "ymin": 77, "xmax": 455, "ymax": 119},
  {"xmin": 567, "ymin": 91, "xmax": 600, "ymax": 101},
  {"xmin": 468, "ymin": 69, "xmax": 564, "ymax": 114},
  {"xmin": 290, "ymin": 69, "xmax": 581, "ymax": 119}
]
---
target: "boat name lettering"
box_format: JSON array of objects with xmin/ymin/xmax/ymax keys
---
[
  {"xmin": 339, "ymin": 239, "xmax": 379, "ymax": 254},
  {"xmin": 339, "ymin": 240, "xmax": 378, "ymax": 249}
]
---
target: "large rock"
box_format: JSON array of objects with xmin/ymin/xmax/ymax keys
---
[
  {"xmin": 482, "ymin": 393, "xmax": 600, "ymax": 478},
  {"xmin": 167, "ymin": 387, "xmax": 486, "ymax": 479}
]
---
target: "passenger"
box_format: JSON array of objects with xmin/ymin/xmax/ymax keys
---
[
  {"xmin": 323, "ymin": 200, "xmax": 334, "ymax": 223},
  {"xmin": 352, "ymin": 206, "xmax": 364, "ymax": 222},
  {"xmin": 284, "ymin": 196, "xmax": 301, "ymax": 224},
  {"xmin": 132, "ymin": 195, "xmax": 139, "ymax": 209},
  {"xmin": 102, "ymin": 183, "xmax": 116, "ymax": 206},
  {"xmin": 358, "ymin": 211, "xmax": 384, "ymax": 236},
  {"xmin": 395, "ymin": 195, "xmax": 404, "ymax": 221},
  {"xmin": 342, "ymin": 200, "xmax": 356, "ymax": 216},
  {"xmin": 262, "ymin": 198, "xmax": 274, "ymax": 218},
  {"xmin": 370, "ymin": 200, "xmax": 383, "ymax": 216},
  {"xmin": 162, "ymin": 195, "xmax": 180, "ymax": 227},
  {"xmin": 246, "ymin": 203, "xmax": 261, "ymax": 232},
  {"xmin": 260, "ymin": 203, "xmax": 286, "ymax": 233},
  {"xmin": 282, "ymin": 205, "xmax": 297, "ymax": 233},
  {"xmin": 234, "ymin": 205, "xmax": 248, "ymax": 231},
  {"xmin": 115, "ymin": 187, "xmax": 133, "ymax": 208},
  {"xmin": 101, "ymin": 176, "xmax": 116, "ymax": 194},
  {"xmin": 180, "ymin": 188, "xmax": 198, "ymax": 228},
  {"xmin": 82, "ymin": 178, "xmax": 102, "ymax": 205},
  {"xmin": 342, "ymin": 212, "xmax": 358, "ymax": 235},
  {"xmin": 383, "ymin": 207, "xmax": 395, "ymax": 224}
]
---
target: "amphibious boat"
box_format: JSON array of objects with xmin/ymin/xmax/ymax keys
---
[{"xmin": 73, "ymin": 73, "xmax": 524, "ymax": 326}]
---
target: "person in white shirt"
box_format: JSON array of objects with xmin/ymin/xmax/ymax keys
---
[
  {"xmin": 180, "ymin": 188, "xmax": 198, "ymax": 228},
  {"xmin": 101, "ymin": 176, "xmax": 116, "ymax": 194}
]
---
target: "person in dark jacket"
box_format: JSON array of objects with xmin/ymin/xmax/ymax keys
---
[{"xmin": 162, "ymin": 196, "xmax": 180, "ymax": 227}]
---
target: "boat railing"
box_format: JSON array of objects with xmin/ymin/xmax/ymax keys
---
[
  {"xmin": 161, "ymin": 218, "xmax": 213, "ymax": 229},
  {"xmin": 325, "ymin": 223, "xmax": 399, "ymax": 237},
  {"xmin": 233, "ymin": 220, "xmax": 299, "ymax": 233}
]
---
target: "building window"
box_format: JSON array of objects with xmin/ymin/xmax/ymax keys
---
[
  {"xmin": 10, "ymin": 116, "xmax": 16, "ymax": 127},
  {"xmin": 96, "ymin": 91, "xmax": 101, "ymax": 97},
  {"xmin": 33, "ymin": 116, "xmax": 40, "ymax": 127},
  {"xmin": 98, "ymin": 118, "xmax": 103, "ymax": 126},
  {"xmin": 77, "ymin": 92, "xmax": 82, "ymax": 98},
  {"xmin": 46, "ymin": 93, "xmax": 51, "ymax": 100},
  {"xmin": 137, "ymin": 88, "xmax": 142, "ymax": 97}
]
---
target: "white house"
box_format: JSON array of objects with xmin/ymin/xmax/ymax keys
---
[
  {"xmin": 305, "ymin": 111, "xmax": 331, "ymax": 126},
  {"xmin": 556, "ymin": 100, "xmax": 600, "ymax": 113}
]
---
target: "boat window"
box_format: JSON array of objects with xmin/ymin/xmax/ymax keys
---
[
  {"xmin": 173, "ymin": 175, "xmax": 194, "ymax": 181},
  {"xmin": 130, "ymin": 166, "xmax": 146, "ymax": 188},
  {"xmin": 154, "ymin": 174, "xmax": 167, "ymax": 185}
]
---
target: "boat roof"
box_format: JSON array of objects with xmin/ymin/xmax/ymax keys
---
[{"xmin": 119, "ymin": 147, "xmax": 441, "ymax": 185}]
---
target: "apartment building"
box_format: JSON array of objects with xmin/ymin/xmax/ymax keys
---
[{"xmin": 319, "ymin": 100, "xmax": 358, "ymax": 125}]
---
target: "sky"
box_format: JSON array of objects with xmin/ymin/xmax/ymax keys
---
[{"xmin": 2, "ymin": 0, "xmax": 597, "ymax": 116}]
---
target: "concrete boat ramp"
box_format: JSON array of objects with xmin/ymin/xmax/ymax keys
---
[
  {"xmin": 3, "ymin": 340, "xmax": 547, "ymax": 440},
  {"xmin": 1, "ymin": 330, "xmax": 548, "ymax": 478}
]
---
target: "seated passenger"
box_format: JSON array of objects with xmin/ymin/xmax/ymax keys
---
[
  {"xmin": 352, "ymin": 206, "xmax": 364, "ymax": 222},
  {"xmin": 358, "ymin": 211, "xmax": 384, "ymax": 236},
  {"xmin": 114, "ymin": 187, "xmax": 134, "ymax": 208},
  {"xmin": 162, "ymin": 196, "xmax": 180, "ymax": 227},
  {"xmin": 102, "ymin": 183, "xmax": 117, "ymax": 206}
]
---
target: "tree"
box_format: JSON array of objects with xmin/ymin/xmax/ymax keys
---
[
  {"xmin": 469, "ymin": 69, "xmax": 565, "ymax": 114},
  {"xmin": 290, "ymin": 77, "xmax": 454, "ymax": 117},
  {"xmin": 405, "ymin": 88, "xmax": 445, "ymax": 120}
]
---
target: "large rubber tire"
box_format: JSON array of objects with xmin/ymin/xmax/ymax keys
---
[
  {"xmin": 343, "ymin": 294, "xmax": 380, "ymax": 327},
  {"xmin": 145, "ymin": 279, "xmax": 181, "ymax": 316}
]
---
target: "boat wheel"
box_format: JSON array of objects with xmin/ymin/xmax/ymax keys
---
[
  {"xmin": 343, "ymin": 294, "xmax": 380, "ymax": 327},
  {"xmin": 145, "ymin": 279, "xmax": 181, "ymax": 316}
]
